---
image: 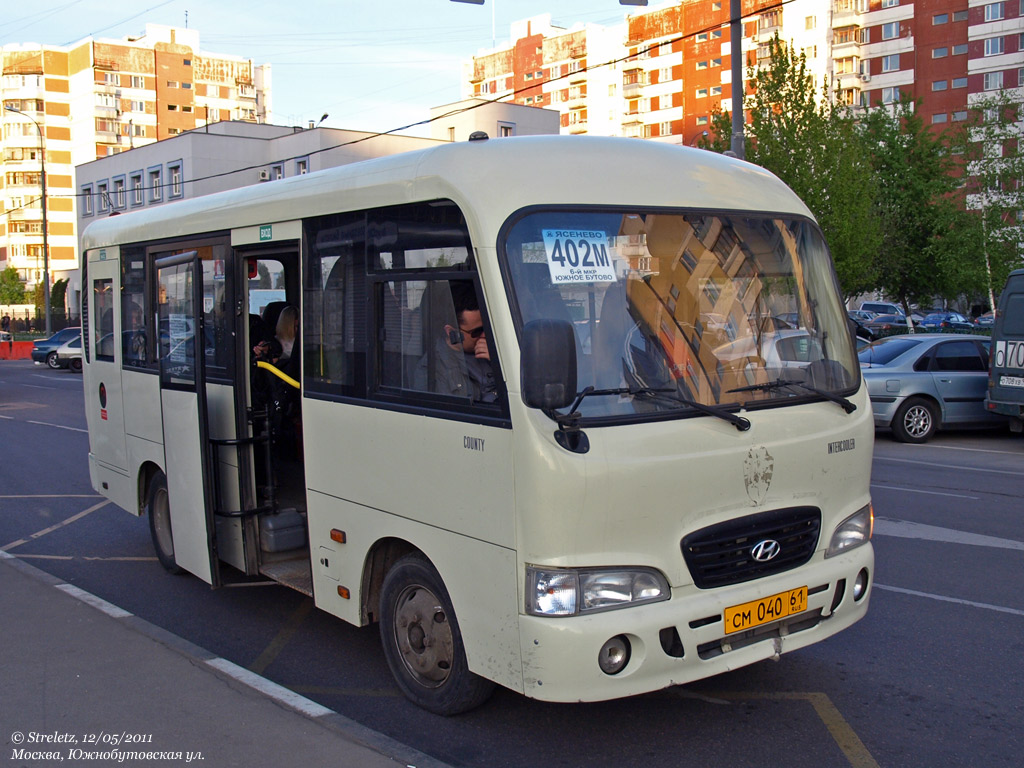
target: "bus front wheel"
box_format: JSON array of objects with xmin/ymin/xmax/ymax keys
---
[
  {"xmin": 379, "ymin": 554, "xmax": 494, "ymax": 715},
  {"xmin": 146, "ymin": 472, "xmax": 182, "ymax": 574}
]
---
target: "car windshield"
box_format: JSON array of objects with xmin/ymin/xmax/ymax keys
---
[
  {"xmin": 858, "ymin": 336, "xmax": 924, "ymax": 366},
  {"xmin": 503, "ymin": 209, "xmax": 858, "ymax": 421}
]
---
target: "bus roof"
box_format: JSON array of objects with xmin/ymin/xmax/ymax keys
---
[{"xmin": 80, "ymin": 135, "xmax": 814, "ymax": 252}]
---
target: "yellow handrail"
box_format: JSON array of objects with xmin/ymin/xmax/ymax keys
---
[{"xmin": 257, "ymin": 360, "xmax": 300, "ymax": 390}]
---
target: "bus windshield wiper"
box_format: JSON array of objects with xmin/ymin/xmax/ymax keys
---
[
  {"xmin": 564, "ymin": 386, "xmax": 751, "ymax": 431},
  {"xmin": 728, "ymin": 378, "xmax": 856, "ymax": 414}
]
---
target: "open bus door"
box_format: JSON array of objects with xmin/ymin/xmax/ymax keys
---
[{"xmin": 155, "ymin": 251, "xmax": 219, "ymax": 586}]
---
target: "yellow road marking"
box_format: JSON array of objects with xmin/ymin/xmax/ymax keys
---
[
  {"xmin": 249, "ymin": 599, "xmax": 314, "ymax": 675},
  {"xmin": 1, "ymin": 500, "xmax": 110, "ymax": 551},
  {"xmin": 715, "ymin": 691, "xmax": 879, "ymax": 768}
]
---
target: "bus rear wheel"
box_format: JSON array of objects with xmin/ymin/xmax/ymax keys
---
[
  {"xmin": 146, "ymin": 472, "xmax": 182, "ymax": 574},
  {"xmin": 379, "ymin": 554, "xmax": 494, "ymax": 715}
]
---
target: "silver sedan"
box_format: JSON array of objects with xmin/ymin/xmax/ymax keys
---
[{"xmin": 859, "ymin": 334, "xmax": 1007, "ymax": 442}]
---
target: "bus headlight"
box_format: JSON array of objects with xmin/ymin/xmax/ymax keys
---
[
  {"xmin": 526, "ymin": 567, "xmax": 670, "ymax": 616},
  {"xmin": 825, "ymin": 504, "xmax": 873, "ymax": 558}
]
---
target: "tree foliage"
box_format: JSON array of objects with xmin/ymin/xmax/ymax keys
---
[
  {"xmin": 859, "ymin": 99, "xmax": 978, "ymax": 315},
  {"xmin": 0, "ymin": 267, "xmax": 26, "ymax": 305}
]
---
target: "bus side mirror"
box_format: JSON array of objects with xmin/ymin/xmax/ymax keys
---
[{"xmin": 521, "ymin": 319, "xmax": 577, "ymax": 410}]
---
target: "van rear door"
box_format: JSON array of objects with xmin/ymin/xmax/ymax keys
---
[{"xmin": 987, "ymin": 270, "xmax": 1024, "ymax": 432}]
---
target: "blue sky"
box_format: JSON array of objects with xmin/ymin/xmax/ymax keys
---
[{"xmin": 2, "ymin": 1, "xmax": 640, "ymax": 134}]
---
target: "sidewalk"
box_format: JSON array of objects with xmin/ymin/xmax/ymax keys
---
[{"xmin": 0, "ymin": 551, "xmax": 450, "ymax": 768}]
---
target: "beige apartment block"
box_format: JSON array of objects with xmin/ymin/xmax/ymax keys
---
[{"xmin": 1, "ymin": 24, "xmax": 270, "ymax": 293}]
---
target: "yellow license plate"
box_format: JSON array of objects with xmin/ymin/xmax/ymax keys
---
[{"xmin": 723, "ymin": 586, "xmax": 808, "ymax": 635}]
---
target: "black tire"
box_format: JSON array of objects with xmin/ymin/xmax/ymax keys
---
[
  {"xmin": 379, "ymin": 554, "xmax": 494, "ymax": 715},
  {"xmin": 146, "ymin": 472, "xmax": 182, "ymax": 574},
  {"xmin": 46, "ymin": 350, "xmax": 60, "ymax": 369},
  {"xmin": 892, "ymin": 397, "xmax": 938, "ymax": 443},
  {"xmin": 70, "ymin": 358, "xmax": 82, "ymax": 373}
]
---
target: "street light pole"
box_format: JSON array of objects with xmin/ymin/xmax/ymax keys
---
[{"xmin": 4, "ymin": 105, "xmax": 50, "ymax": 336}]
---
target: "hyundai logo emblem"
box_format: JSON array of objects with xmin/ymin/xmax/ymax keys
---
[{"xmin": 750, "ymin": 539, "xmax": 781, "ymax": 562}]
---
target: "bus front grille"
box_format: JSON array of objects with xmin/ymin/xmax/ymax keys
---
[{"xmin": 681, "ymin": 507, "xmax": 821, "ymax": 589}]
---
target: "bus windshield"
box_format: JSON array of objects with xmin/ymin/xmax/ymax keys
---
[{"xmin": 503, "ymin": 209, "xmax": 858, "ymax": 421}]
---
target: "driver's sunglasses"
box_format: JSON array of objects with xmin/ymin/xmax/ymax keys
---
[{"xmin": 460, "ymin": 325, "xmax": 485, "ymax": 339}]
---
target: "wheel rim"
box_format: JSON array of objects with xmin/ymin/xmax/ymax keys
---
[
  {"xmin": 904, "ymin": 405, "xmax": 932, "ymax": 438},
  {"xmin": 392, "ymin": 584, "xmax": 454, "ymax": 689},
  {"xmin": 46, "ymin": 351, "xmax": 59, "ymax": 368},
  {"xmin": 152, "ymin": 486, "xmax": 174, "ymax": 558}
]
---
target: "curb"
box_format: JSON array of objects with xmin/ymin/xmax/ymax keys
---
[{"xmin": 0, "ymin": 550, "xmax": 454, "ymax": 768}]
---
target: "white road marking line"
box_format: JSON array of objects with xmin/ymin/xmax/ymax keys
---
[
  {"xmin": 26, "ymin": 420, "xmax": 88, "ymax": 433},
  {"xmin": 874, "ymin": 518, "xmax": 1024, "ymax": 551},
  {"xmin": 870, "ymin": 483, "xmax": 978, "ymax": 499},
  {"xmin": 874, "ymin": 583, "xmax": 1024, "ymax": 618},
  {"xmin": 206, "ymin": 657, "xmax": 334, "ymax": 718},
  {"xmin": 875, "ymin": 456, "xmax": 1024, "ymax": 477}
]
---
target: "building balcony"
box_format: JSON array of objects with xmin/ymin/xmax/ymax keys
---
[
  {"xmin": 568, "ymin": 121, "xmax": 588, "ymax": 134},
  {"xmin": 623, "ymin": 82, "xmax": 643, "ymax": 99}
]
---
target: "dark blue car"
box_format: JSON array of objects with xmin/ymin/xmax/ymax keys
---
[{"xmin": 30, "ymin": 327, "xmax": 81, "ymax": 369}]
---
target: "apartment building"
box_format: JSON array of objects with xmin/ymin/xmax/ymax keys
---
[
  {"xmin": 464, "ymin": 0, "xmax": 1022, "ymax": 143},
  {"xmin": 1, "ymin": 24, "xmax": 270, "ymax": 292}
]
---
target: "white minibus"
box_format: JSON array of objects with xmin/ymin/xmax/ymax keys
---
[{"xmin": 81, "ymin": 135, "xmax": 873, "ymax": 714}]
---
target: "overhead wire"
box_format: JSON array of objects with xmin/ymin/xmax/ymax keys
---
[{"xmin": 2, "ymin": 0, "xmax": 796, "ymax": 218}]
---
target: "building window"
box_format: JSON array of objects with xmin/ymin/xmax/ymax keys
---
[
  {"xmin": 953, "ymin": 44, "xmax": 967, "ymax": 55},
  {"xmin": 952, "ymin": 111, "xmax": 968, "ymax": 122},
  {"xmin": 659, "ymin": 121, "xmax": 673, "ymax": 135},
  {"xmin": 271, "ymin": 164, "xmax": 284, "ymax": 181},
  {"xmin": 97, "ymin": 182, "xmax": 109, "ymax": 213},
  {"xmin": 148, "ymin": 167, "xmax": 162, "ymax": 203},
  {"xmin": 696, "ymin": 115, "xmax": 709, "ymax": 126},
  {"xmin": 167, "ymin": 104, "xmax": 178, "ymax": 111},
  {"xmin": 696, "ymin": 88, "xmax": 708, "ymax": 98},
  {"xmin": 985, "ymin": 38, "xmax": 1005, "ymax": 57},
  {"xmin": 81, "ymin": 185, "xmax": 93, "ymax": 217},
  {"xmin": 933, "ymin": 47, "xmax": 948, "ymax": 58},
  {"xmin": 805, "ymin": 16, "xmax": 816, "ymax": 29},
  {"xmin": 953, "ymin": 10, "xmax": 968, "ymax": 21},
  {"xmin": 167, "ymin": 80, "xmax": 178, "ymax": 88},
  {"xmin": 710, "ymin": 85, "xmax": 722, "ymax": 96},
  {"xmin": 498, "ymin": 122, "xmax": 515, "ymax": 137},
  {"xmin": 182, "ymin": 105, "xmax": 193, "ymax": 113},
  {"xmin": 933, "ymin": 13, "xmax": 948, "ymax": 24},
  {"xmin": 183, "ymin": 58, "xmax": 191, "ymax": 66},
  {"xmin": 296, "ymin": 158, "xmax": 309, "ymax": 175},
  {"xmin": 882, "ymin": 0, "xmax": 898, "ymax": 6},
  {"xmin": 984, "ymin": 71, "xmax": 1004, "ymax": 90},
  {"xmin": 882, "ymin": 54, "xmax": 900, "ymax": 72},
  {"xmin": 882, "ymin": 87, "xmax": 899, "ymax": 104},
  {"xmin": 932, "ymin": 80, "xmax": 948, "ymax": 91},
  {"xmin": 130, "ymin": 172, "xmax": 143, "ymax": 206},
  {"xmin": 182, "ymin": 82, "xmax": 192, "ymax": 89},
  {"xmin": 167, "ymin": 161, "xmax": 183, "ymax": 199},
  {"xmin": 696, "ymin": 32, "xmax": 708, "ymax": 42},
  {"xmin": 112, "ymin": 176, "xmax": 126, "ymax": 209},
  {"xmin": 984, "ymin": 3, "xmax": 1004, "ymax": 22},
  {"xmin": 882, "ymin": 22, "xmax": 899, "ymax": 40},
  {"xmin": 696, "ymin": 60, "xmax": 708, "ymax": 70},
  {"xmin": 953, "ymin": 77, "xmax": 968, "ymax": 88},
  {"xmin": 932, "ymin": 114, "xmax": 948, "ymax": 124}
]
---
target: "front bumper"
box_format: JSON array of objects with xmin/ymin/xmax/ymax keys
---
[{"xmin": 517, "ymin": 544, "xmax": 873, "ymax": 702}]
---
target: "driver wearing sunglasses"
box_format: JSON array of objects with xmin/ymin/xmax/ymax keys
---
[{"xmin": 426, "ymin": 281, "xmax": 497, "ymax": 403}]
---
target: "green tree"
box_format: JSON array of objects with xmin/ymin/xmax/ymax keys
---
[
  {"xmin": 860, "ymin": 98, "xmax": 974, "ymax": 320},
  {"xmin": 50, "ymin": 278, "xmax": 68, "ymax": 313},
  {"xmin": 950, "ymin": 89, "xmax": 1024, "ymax": 309},
  {"xmin": 710, "ymin": 36, "xmax": 880, "ymax": 300},
  {"xmin": 0, "ymin": 267, "xmax": 26, "ymax": 304}
]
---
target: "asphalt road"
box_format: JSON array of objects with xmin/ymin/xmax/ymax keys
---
[{"xmin": 1, "ymin": 358, "xmax": 1022, "ymax": 768}]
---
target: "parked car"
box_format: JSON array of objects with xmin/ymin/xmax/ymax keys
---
[
  {"xmin": 848, "ymin": 309, "xmax": 877, "ymax": 322},
  {"xmin": 54, "ymin": 336, "xmax": 82, "ymax": 372},
  {"xmin": 860, "ymin": 301, "xmax": 904, "ymax": 316},
  {"xmin": 859, "ymin": 333, "xmax": 1006, "ymax": 442},
  {"xmin": 974, "ymin": 311, "xmax": 996, "ymax": 328},
  {"xmin": 919, "ymin": 311, "xmax": 973, "ymax": 331},
  {"xmin": 30, "ymin": 327, "xmax": 81, "ymax": 369},
  {"xmin": 864, "ymin": 314, "xmax": 908, "ymax": 334}
]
